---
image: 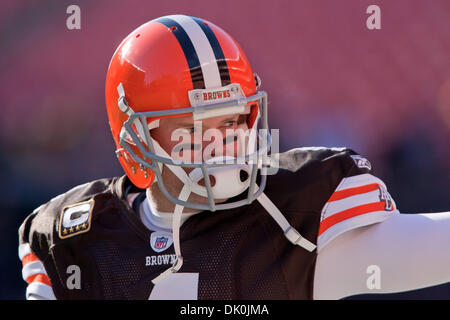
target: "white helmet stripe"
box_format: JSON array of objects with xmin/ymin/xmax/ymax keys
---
[{"xmin": 168, "ymin": 15, "xmax": 222, "ymax": 89}]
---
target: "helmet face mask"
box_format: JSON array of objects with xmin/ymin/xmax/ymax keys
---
[
  {"xmin": 118, "ymin": 86, "xmax": 271, "ymax": 211},
  {"xmin": 106, "ymin": 14, "xmax": 272, "ymax": 211}
]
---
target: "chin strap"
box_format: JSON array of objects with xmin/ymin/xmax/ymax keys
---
[
  {"xmin": 151, "ymin": 184, "xmax": 191, "ymax": 284},
  {"xmin": 256, "ymin": 189, "xmax": 316, "ymax": 252},
  {"xmin": 151, "ymin": 183, "xmax": 316, "ymax": 286}
]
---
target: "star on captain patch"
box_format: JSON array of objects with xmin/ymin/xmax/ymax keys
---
[{"xmin": 58, "ymin": 199, "xmax": 94, "ymax": 239}]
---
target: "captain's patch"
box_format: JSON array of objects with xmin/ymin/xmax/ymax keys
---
[{"xmin": 59, "ymin": 199, "xmax": 94, "ymax": 239}]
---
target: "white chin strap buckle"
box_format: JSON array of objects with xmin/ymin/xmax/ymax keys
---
[
  {"xmin": 171, "ymin": 256, "xmax": 183, "ymax": 272},
  {"xmin": 257, "ymin": 191, "xmax": 317, "ymax": 252},
  {"xmin": 284, "ymin": 227, "xmax": 316, "ymax": 252}
]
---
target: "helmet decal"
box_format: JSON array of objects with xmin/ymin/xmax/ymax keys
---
[
  {"xmin": 190, "ymin": 16, "xmax": 231, "ymax": 86},
  {"xmin": 155, "ymin": 15, "xmax": 230, "ymax": 90}
]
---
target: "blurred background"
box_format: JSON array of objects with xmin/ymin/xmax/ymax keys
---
[{"xmin": 0, "ymin": 0, "xmax": 449, "ymax": 299}]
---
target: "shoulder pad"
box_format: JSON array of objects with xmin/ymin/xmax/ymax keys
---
[
  {"xmin": 272, "ymin": 146, "xmax": 371, "ymax": 175},
  {"xmin": 264, "ymin": 147, "xmax": 373, "ymax": 212},
  {"xmin": 18, "ymin": 177, "xmax": 121, "ymax": 259}
]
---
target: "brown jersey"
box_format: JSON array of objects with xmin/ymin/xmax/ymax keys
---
[{"xmin": 18, "ymin": 147, "xmax": 397, "ymax": 299}]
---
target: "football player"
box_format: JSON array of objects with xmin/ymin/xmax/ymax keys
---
[{"xmin": 18, "ymin": 15, "xmax": 450, "ymax": 300}]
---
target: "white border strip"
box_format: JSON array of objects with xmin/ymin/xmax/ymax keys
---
[
  {"xmin": 22, "ymin": 261, "xmax": 47, "ymax": 281},
  {"xmin": 26, "ymin": 282, "xmax": 56, "ymax": 300},
  {"xmin": 337, "ymin": 173, "xmax": 386, "ymax": 191},
  {"xmin": 318, "ymin": 209, "xmax": 397, "ymax": 251},
  {"xmin": 322, "ymin": 190, "xmax": 381, "ymax": 220},
  {"xmin": 19, "ymin": 243, "xmax": 31, "ymax": 260}
]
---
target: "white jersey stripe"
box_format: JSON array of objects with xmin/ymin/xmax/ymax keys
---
[
  {"xmin": 320, "ymin": 173, "xmax": 396, "ymax": 221},
  {"xmin": 318, "ymin": 173, "xmax": 399, "ymax": 250},
  {"xmin": 321, "ymin": 189, "xmax": 382, "ymax": 221},
  {"xmin": 26, "ymin": 282, "xmax": 56, "ymax": 300},
  {"xmin": 336, "ymin": 173, "xmax": 387, "ymax": 191},
  {"xmin": 18, "ymin": 243, "xmax": 31, "ymax": 260},
  {"xmin": 317, "ymin": 210, "xmax": 395, "ymax": 251},
  {"xmin": 22, "ymin": 260, "xmax": 47, "ymax": 281},
  {"xmin": 168, "ymin": 15, "xmax": 222, "ymax": 89}
]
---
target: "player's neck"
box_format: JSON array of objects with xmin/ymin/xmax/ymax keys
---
[
  {"xmin": 140, "ymin": 185, "xmax": 200, "ymax": 230},
  {"xmin": 145, "ymin": 182, "xmax": 202, "ymax": 215}
]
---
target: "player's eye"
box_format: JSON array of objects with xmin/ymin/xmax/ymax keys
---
[{"xmin": 223, "ymin": 120, "xmax": 237, "ymax": 127}]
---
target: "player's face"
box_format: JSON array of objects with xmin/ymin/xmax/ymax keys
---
[
  {"xmin": 151, "ymin": 113, "xmax": 250, "ymax": 166},
  {"xmin": 149, "ymin": 113, "xmax": 250, "ymax": 211}
]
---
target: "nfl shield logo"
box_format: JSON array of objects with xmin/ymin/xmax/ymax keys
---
[
  {"xmin": 154, "ymin": 236, "xmax": 168, "ymax": 250},
  {"xmin": 150, "ymin": 231, "xmax": 173, "ymax": 252}
]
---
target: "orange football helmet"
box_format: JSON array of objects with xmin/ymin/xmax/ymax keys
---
[{"xmin": 105, "ymin": 15, "xmax": 269, "ymax": 211}]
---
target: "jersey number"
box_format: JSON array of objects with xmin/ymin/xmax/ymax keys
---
[{"xmin": 148, "ymin": 273, "xmax": 199, "ymax": 300}]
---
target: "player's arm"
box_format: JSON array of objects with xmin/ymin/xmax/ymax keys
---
[
  {"xmin": 19, "ymin": 243, "xmax": 56, "ymax": 300},
  {"xmin": 314, "ymin": 210, "xmax": 450, "ymax": 299},
  {"xmin": 18, "ymin": 207, "xmax": 57, "ymax": 300},
  {"xmin": 311, "ymin": 161, "xmax": 450, "ymax": 299}
]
